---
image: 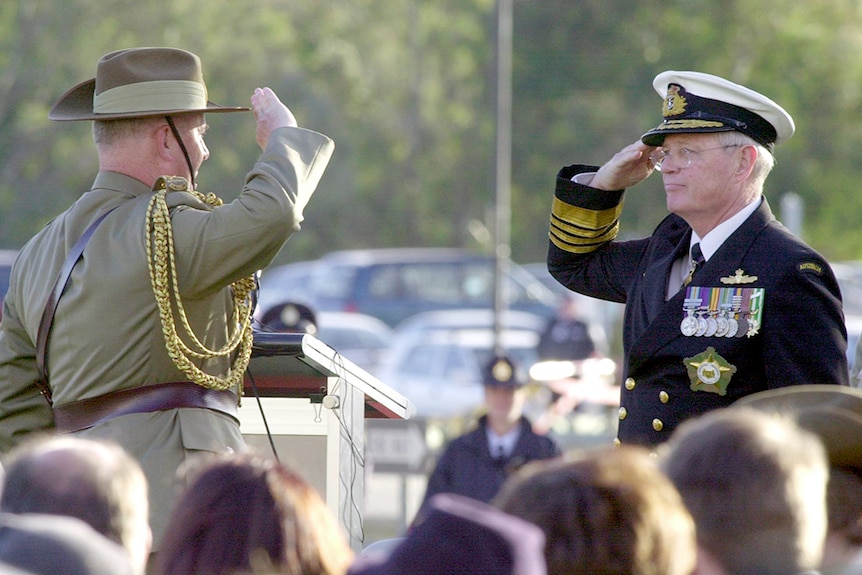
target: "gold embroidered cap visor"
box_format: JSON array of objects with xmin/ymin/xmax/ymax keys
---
[
  {"xmin": 49, "ymin": 47, "xmax": 249, "ymax": 121},
  {"xmin": 732, "ymin": 385, "xmax": 862, "ymax": 469},
  {"xmin": 640, "ymin": 70, "xmax": 795, "ymax": 151}
]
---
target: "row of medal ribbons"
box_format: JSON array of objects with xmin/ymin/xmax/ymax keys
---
[{"xmin": 681, "ymin": 286, "xmax": 764, "ymax": 338}]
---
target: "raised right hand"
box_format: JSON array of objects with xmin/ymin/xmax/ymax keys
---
[
  {"xmin": 251, "ymin": 87, "xmax": 298, "ymax": 150},
  {"xmin": 590, "ymin": 140, "xmax": 657, "ymax": 191}
]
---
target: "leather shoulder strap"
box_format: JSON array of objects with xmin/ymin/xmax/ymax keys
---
[{"xmin": 35, "ymin": 207, "xmax": 118, "ymax": 404}]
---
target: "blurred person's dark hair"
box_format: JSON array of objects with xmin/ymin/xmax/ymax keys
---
[
  {"xmin": 154, "ymin": 452, "xmax": 353, "ymax": 575},
  {"xmin": 0, "ymin": 435, "xmax": 150, "ymax": 574},
  {"xmin": 493, "ymin": 444, "xmax": 696, "ymax": 575},
  {"xmin": 0, "ymin": 512, "xmax": 133, "ymax": 575},
  {"xmin": 659, "ymin": 406, "xmax": 829, "ymax": 575}
]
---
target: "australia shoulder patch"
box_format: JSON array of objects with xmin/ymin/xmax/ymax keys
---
[{"xmin": 798, "ymin": 261, "xmax": 824, "ymax": 275}]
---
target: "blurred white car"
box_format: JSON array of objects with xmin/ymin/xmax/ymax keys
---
[
  {"xmin": 0, "ymin": 249, "xmax": 18, "ymax": 321},
  {"xmin": 374, "ymin": 310, "xmax": 545, "ymax": 419},
  {"xmin": 255, "ymin": 303, "xmax": 393, "ymax": 377},
  {"xmin": 254, "ymin": 260, "xmax": 318, "ymax": 321},
  {"xmin": 255, "ymin": 249, "xmax": 561, "ymax": 328},
  {"xmin": 313, "ymin": 312, "xmax": 393, "ymax": 376}
]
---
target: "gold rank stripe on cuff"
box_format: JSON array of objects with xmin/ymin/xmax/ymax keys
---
[
  {"xmin": 549, "ymin": 197, "xmax": 622, "ymax": 254},
  {"xmin": 550, "ymin": 211, "xmax": 619, "ymax": 239},
  {"xmin": 552, "ymin": 196, "xmax": 623, "ymax": 230},
  {"xmin": 550, "ymin": 224, "xmax": 618, "ymax": 253}
]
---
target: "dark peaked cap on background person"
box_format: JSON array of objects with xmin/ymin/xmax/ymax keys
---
[
  {"xmin": 48, "ymin": 47, "xmax": 249, "ymax": 121},
  {"xmin": 641, "ymin": 70, "xmax": 795, "ymax": 150},
  {"xmin": 348, "ymin": 493, "xmax": 547, "ymax": 575},
  {"xmin": 732, "ymin": 384, "xmax": 862, "ymax": 469},
  {"xmin": 483, "ymin": 355, "xmax": 527, "ymax": 388}
]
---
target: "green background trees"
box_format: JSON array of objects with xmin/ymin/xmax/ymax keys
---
[{"xmin": 3, "ymin": 0, "xmax": 862, "ymax": 266}]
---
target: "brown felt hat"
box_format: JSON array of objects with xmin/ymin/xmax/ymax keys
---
[
  {"xmin": 49, "ymin": 47, "xmax": 249, "ymax": 121},
  {"xmin": 733, "ymin": 385, "xmax": 862, "ymax": 470}
]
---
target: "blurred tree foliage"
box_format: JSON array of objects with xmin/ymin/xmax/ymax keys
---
[{"xmin": 2, "ymin": 0, "xmax": 862, "ymax": 266}]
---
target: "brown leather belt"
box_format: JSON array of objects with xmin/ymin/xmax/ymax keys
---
[{"xmin": 53, "ymin": 381, "xmax": 239, "ymax": 433}]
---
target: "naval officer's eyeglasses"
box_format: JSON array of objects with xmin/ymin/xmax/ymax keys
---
[{"xmin": 649, "ymin": 145, "xmax": 740, "ymax": 172}]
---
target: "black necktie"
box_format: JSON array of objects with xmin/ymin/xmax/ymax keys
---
[{"xmin": 682, "ymin": 243, "xmax": 705, "ymax": 287}]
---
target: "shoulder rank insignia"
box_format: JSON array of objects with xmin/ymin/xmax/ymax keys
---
[
  {"xmin": 720, "ymin": 269, "xmax": 758, "ymax": 285},
  {"xmin": 684, "ymin": 347, "xmax": 736, "ymax": 396}
]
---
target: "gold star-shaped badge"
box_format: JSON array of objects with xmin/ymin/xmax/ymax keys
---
[{"xmin": 684, "ymin": 347, "xmax": 736, "ymax": 396}]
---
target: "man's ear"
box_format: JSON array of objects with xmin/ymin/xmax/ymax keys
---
[
  {"xmin": 736, "ymin": 144, "xmax": 757, "ymax": 181},
  {"xmin": 153, "ymin": 122, "xmax": 174, "ymax": 162}
]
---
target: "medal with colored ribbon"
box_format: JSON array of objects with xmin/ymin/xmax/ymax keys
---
[{"xmin": 681, "ymin": 285, "xmax": 765, "ymax": 338}]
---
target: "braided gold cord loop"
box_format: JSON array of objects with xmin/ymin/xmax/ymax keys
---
[{"xmin": 146, "ymin": 176, "xmax": 254, "ymax": 392}]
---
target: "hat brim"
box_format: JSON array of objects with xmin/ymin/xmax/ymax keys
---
[
  {"xmin": 641, "ymin": 123, "xmax": 737, "ymax": 147},
  {"xmin": 733, "ymin": 385, "xmax": 862, "ymax": 470},
  {"xmin": 48, "ymin": 79, "xmax": 249, "ymax": 121}
]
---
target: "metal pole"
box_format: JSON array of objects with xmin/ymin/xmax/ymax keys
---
[{"xmin": 494, "ymin": 0, "xmax": 513, "ymax": 358}]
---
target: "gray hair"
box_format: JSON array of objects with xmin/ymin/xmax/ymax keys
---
[
  {"xmin": 92, "ymin": 117, "xmax": 157, "ymax": 146},
  {"xmin": 660, "ymin": 407, "xmax": 828, "ymax": 575},
  {"xmin": 716, "ymin": 131, "xmax": 775, "ymax": 189}
]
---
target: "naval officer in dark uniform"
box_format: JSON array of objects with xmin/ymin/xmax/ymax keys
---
[
  {"xmin": 419, "ymin": 356, "xmax": 560, "ymax": 510},
  {"xmin": 546, "ymin": 70, "xmax": 849, "ymax": 446}
]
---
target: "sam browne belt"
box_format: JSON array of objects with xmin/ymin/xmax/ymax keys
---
[{"xmin": 53, "ymin": 381, "xmax": 239, "ymax": 433}]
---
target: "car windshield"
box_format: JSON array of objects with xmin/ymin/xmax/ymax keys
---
[{"xmin": 365, "ymin": 262, "xmax": 494, "ymax": 305}]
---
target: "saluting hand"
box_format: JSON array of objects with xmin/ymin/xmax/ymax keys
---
[
  {"xmin": 590, "ymin": 140, "xmax": 657, "ymax": 191},
  {"xmin": 251, "ymin": 87, "xmax": 298, "ymax": 150}
]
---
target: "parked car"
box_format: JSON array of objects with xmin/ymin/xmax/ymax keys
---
[
  {"xmin": 313, "ymin": 312, "xmax": 393, "ymax": 376},
  {"xmin": 256, "ymin": 248, "xmax": 561, "ymax": 328},
  {"xmin": 254, "ymin": 260, "xmax": 318, "ymax": 323},
  {"xmin": 832, "ymin": 260, "xmax": 862, "ymax": 376},
  {"xmin": 0, "ymin": 249, "xmax": 18, "ymax": 320},
  {"xmin": 374, "ymin": 309, "xmax": 546, "ymax": 419},
  {"xmin": 392, "ymin": 307, "xmax": 548, "ymax": 335},
  {"xmin": 254, "ymin": 301, "xmax": 393, "ymax": 376}
]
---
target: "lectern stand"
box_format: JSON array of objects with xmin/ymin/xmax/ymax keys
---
[{"xmin": 240, "ymin": 332, "xmax": 412, "ymax": 550}]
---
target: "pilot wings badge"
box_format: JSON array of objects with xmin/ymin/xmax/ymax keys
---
[{"xmin": 720, "ymin": 269, "xmax": 758, "ymax": 285}]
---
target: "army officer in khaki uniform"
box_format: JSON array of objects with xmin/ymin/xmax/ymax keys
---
[
  {"xmin": 546, "ymin": 71, "xmax": 848, "ymax": 446},
  {"xmin": 0, "ymin": 47, "xmax": 334, "ymax": 549}
]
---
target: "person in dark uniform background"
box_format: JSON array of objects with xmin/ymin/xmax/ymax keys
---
[
  {"xmin": 536, "ymin": 296, "xmax": 596, "ymax": 363},
  {"xmin": 419, "ymin": 355, "xmax": 560, "ymax": 511},
  {"xmin": 546, "ymin": 70, "xmax": 848, "ymax": 447}
]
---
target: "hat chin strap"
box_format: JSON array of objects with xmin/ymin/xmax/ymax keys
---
[{"xmin": 165, "ymin": 115, "xmax": 195, "ymax": 189}]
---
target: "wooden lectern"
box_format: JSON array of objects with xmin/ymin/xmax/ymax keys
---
[{"xmin": 240, "ymin": 331, "xmax": 412, "ymax": 550}]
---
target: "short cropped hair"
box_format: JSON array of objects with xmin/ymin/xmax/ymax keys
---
[
  {"xmin": 493, "ymin": 444, "xmax": 697, "ymax": 575},
  {"xmin": 92, "ymin": 117, "xmax": 161, "ymax": 146},
  {"xmin": 0, "ymin": 436, "xmax": 150, "ymax": 571},
  {"xmin": 716, "ymin": 130, "xmax": 775, "ymax": 188},
  {"xmin": 660, "ymin": 407, "xmax": 829, "ymax": 575}
]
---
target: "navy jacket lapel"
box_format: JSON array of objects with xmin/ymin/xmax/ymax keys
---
[{"xmin": 628, "ymin": 199, "xmax": 774, "ymax": 368}]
